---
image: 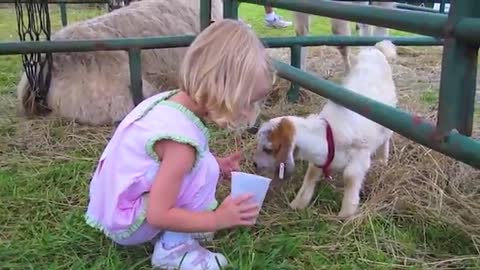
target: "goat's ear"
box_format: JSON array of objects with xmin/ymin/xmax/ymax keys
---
[
  {"xmin": 269, "ymin": 118, "xmax": 295, "ymax": 162},
  {"xmin": 247, "ymin": 125, "xmax": 259, "ymax": 135},
  {"xmin": 292, "ymin": 145, "xmax": 299, "ymax": 158}
]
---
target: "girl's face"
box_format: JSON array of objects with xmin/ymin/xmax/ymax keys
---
[
  {"xmin": 239, "ymin": 67, "xmax": 274, "ymax": 129},
  {"xmin": 252, "ymin": 70, "xmax": 273, "ymax": 104}
]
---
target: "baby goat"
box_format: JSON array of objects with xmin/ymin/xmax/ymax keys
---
[{"xmin": 253, "ymin": 40, "xmax": 398, "ymax": 219}]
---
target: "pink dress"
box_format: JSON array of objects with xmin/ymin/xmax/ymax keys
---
[{"xmin": 85, "ymin": 90, "xmax": 220, "ymax": 243}]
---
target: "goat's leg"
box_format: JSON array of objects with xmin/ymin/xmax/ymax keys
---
[
  {"xmin": 355, "ymin": 1, "xmax": 372, "ymax": 36},
  {"xmin": 357, "ymin": 23, "xmax": 371, "ymax": 37},
  {"xmin": 331, "ymin": 19, "xmax": 352, "ymax": 73},
  {"xmin": 290, "ymin": 162, "xmax": 323, "ymax": 210},
  {"xmin": 294, "ymin": 12, "xmax": 310, "ymax": 72},
  {"xmin": 375, "ymin": 138, "xmax": 390, "ymax": 166},
  {"xmin": 371, "ymin": 2, "xmax": 395, "ymax": 36},
  {"xmin": 338, "ymin": 150, "xmax": 371, "ymax": 219}
]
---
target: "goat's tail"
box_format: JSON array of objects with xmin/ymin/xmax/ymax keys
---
[
  {"xmin": 374, "ymin": 40, "xmax": 397, "ymax": 62},
  {"xmin": 17, "ymin": 66, "xmax": 52, "ymax": 117}
]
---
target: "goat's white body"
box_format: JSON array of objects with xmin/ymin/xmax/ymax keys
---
[{"xmin": 287, "ymin": 42, "xmax": 398, "ymax": 218}]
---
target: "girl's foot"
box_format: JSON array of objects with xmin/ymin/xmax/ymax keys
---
[{"xmin": 151, "ymin": 237, "xmax": 228, "ymax": 270}]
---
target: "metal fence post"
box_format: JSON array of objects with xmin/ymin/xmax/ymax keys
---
[
  {"xmin": 128, "ymin": 48, "xmax": 144, "ymax": 106},
  {"xmin": 59, "ymin": 1, "xmax": 68, "ymax": 27},
  {"xmin": 439, "ymin": 0, "xmax": 446, "ymax": 13},
  {"xmin": 223, "ymin": 0, "xmax": 238, "ymax": 19},
  {"xmin": 436, "ymin": 0, "xmax": 479, "ymax": 136},
  {"xmin": 287, "ymin": 45, "xmax": 301, "ymax": 102},
  {"xmin": 200, "ymin": 0, "xmax": 211, "ymax": 30}
]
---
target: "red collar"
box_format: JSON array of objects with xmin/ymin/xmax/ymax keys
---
[{"xmin": 316, "ymin": 119, "xmax": 335, "ymax": 178}]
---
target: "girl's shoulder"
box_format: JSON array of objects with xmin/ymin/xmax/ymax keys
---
[
  {"xmin": 135, "ymin": 90, "xmax": 180, "ymax": 118},
  {"xmin": 124, "ymin": 90, "xmax": 211, "ymax": 164},
  {"xmin": 136, "ymin": 90, "xmax": 210, "ymax": 140}
]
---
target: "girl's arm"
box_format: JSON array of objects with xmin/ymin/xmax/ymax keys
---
[
  {"xmin": 214, "ymin": 155, "xmax": 226, "ymax": 172},
  {"xmin": 146, "ymin": 140, "xmax": 218, "ymax": 233}
]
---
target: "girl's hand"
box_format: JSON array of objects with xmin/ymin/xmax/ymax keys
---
[
  {"xmin": 217, "ymin": 151, "xmax": 242, "ymax": 179},
  {"xmin": 213, "ymin": 194, "xmax": 259, "ymax": 230}
]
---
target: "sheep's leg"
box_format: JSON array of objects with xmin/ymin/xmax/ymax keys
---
[
  {"xmin": 338, "ymin": 150, "xmax": 371, "ymax": 219},
  {"xmin": 371, "ymin": 2, "xmax": 396, "ymax": 36},
  {"xmin": 294, "ymin": 12, "xmax": 310, "ymax": 72},
  {"xmin": 290, "ymin": 162, "xmax": 323, "ymax": 210},
  {"xmin": 331, "ymin": 18, "xmax": 352, "ymax": 73}
]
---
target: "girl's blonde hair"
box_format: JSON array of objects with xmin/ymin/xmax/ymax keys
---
[{"xmin": 179, "ymin": 19, "xmax": 274, "ymax": 129}]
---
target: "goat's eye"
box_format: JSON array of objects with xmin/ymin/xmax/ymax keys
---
[{"xmin": 263, "ymin": 147, "xmax": 272, "ymax": 154}]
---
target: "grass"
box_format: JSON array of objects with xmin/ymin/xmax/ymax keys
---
[
  {"xmin": 420, "ymin": 88, "xmax": 439, "ymax": 106},
  {"xmin": 237, "ymin": 4, "xmax": 412, "ymax": 38},
  {"xmin": 1, "ymin": 3, "xmax": 480, "ymax": 270}
]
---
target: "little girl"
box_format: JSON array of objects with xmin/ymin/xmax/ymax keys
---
[{"xmin": 85, "ymin": 19, "xmax": 274, "ymax": 270}]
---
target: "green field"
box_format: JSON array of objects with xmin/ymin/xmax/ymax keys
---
[{"xmin": 1, "ymin": 3, "xmax": 480, "ymax": 270}]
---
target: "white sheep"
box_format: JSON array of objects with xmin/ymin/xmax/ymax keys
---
[
  {"xmin": 17, "ymin": 0, "xmax": 394, "ymax": 126},
  {"xmin": 17, "ymin": 0, "xmax": 223, "ymax": 125}
]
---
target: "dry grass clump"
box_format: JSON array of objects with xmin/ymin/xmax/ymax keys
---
[
  {"xmin": 5, "ymin": 45, "xmax": 478, "ymax": 238},
  {"xmin": 221, "ymin": 44, "xmax": 480, "ymax": 239},
  {"xmin": 361, "ymin": 137, "xmax": 480, "ymax": 234},
  {"xmin": 1, "ymin": 44, "xmax": 479, "ymax": 268}
]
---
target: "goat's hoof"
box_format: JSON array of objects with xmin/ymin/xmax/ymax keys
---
[
  {"xmin": 337, "ymin": 206, "xmax": 358, "ymax": 220},
  {"xmin": 337, "ymin": 211, "xmax": 355, "ymax": 220},
  {"xmin": 380, "ymin": 157, "xmax": 388, "ymax": 166},
  {"xmin": 289, "ymin": 198, "xmax": 309, "ymax": 210}
]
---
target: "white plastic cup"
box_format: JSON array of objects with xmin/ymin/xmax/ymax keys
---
[{"xmin": 231, "ymin": 171, "xmax": 272, "ymax": 211}]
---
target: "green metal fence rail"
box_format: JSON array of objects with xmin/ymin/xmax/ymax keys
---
[
  {"xmin": 0, "ymin": 36, "xmax": 443, "ymax": 55},
  {"xmin": 0, "ymin": 0, "xmax": 120, "ymax": 27},
  {"xmin": 240, "ymin": 0, "xmax": 449, "ymax": 37},
  {"xmin": 396, "ymin": 3, "xmax": 440, "ymax": 14},
  {"xmin": 395, "ymin": 0, "xmax": 450, "ymax": 14},
  {"xmin": 273, "ymin": 61, "xmax": 480, "ymax": 169},
  {"xmin": 232, "ymin": 0, "xmax": 452, "ymax": 103},
  {"xmin": 228, "ymin": 0, "xmax": 479, "ymax": 168},
  {"xmin": 0, "ymin": 0, "xmax": 478, "ymax": 168}
]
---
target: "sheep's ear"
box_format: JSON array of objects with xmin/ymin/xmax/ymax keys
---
[{"xmin": 269, "ymin": 118, "xmax": 295, "ymax": 163}]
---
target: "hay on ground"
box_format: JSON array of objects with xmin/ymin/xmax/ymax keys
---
[{"xmin": 1, "ymin": 45, "xmax": 480, "ymax": 266}]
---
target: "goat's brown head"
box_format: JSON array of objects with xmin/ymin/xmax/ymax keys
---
[{"xmin": 252, "ymin": 117, "xmax": 296, "ymax": 181}]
